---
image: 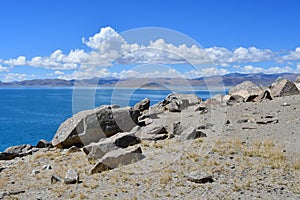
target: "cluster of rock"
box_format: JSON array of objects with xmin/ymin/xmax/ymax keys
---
[
  {"xmin": 1, "ymin": 76, "xmax": 299, "ymax": 184},
  {"xmin": 49, "ymin": 93, "xmax": 206, "ymax": 175},
  {"xmin": 206, "ymin": 77, "xmax": 300, "ymax": 106}
]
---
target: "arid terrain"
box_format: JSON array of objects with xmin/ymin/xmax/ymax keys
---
[{"xmin": 1, "ymin": 80, "xmax": 300, "ymax": 200}]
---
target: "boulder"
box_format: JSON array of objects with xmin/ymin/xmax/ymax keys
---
[
  {"xmin": 229, "ymin": 81, "xmax": 263, "ymax": 101},
  {"xmin": 222, "ymin": 94, "xmax": 242, "ymax": 105},
  {"xmin": 180, "ymin": 127, "xmax": 207, "ymax": 140},
  {"xmin": 253, "ymin": 89, "xmax": 273, "ymax": 102},
  {"xmin": 296, "ymin": 83, "xmax": 300, "ymax": 91},
  {"xmin": 0, "ymin": 144, "xmax": 34, "ymax": 160},
  {"xmin": 134, "ymin": 123, "xmax": 168, "ymax": 140},
  {"xmin": 167, "ymin": 93, "xmax": 202, "ymax": 106},
  {"xmin": 90, "ymin": 146, "xmax": 144, "ymax": 174},
  {"xmin": 64, "ymin": 169, "xmax": 79, "ymax": 184},
  {"xmin": 170, "ymin": 121, "xmax": 184, "ymax": 135},
  {"xmin": 271, "ymin": 79, "xmax": 300, "ymax": 97},
  {"xmin": 36, "ymin": 139, "xmax": 52, "ymax": 148},
  {"xmin": 295, "ymin": 76, "xmax": 300, "ymax": 83},
  {"xmin": 4, "ymin": 144, "xmax": 32, "ymax": 154},
  {"xmin": 205, "ymin": 94, "xmax": 224, "ymax": 105},
  {"xmin": 134, "ymin": 98, "xmax": 150, "ymax": 112},
  {"xmin": 52, "ymin": 106, "xmax": 140, "ymax": 148},
  {"xmin": 165, "ymin": 99, "xmax": 183, "ymax": 112},
  {"xmin": 83, "ymin": 130, "xmax": 141, "ymax": 160},
  {"xmin": 194, "ymin": 102, "xmax": 207, "ymax": 111}
]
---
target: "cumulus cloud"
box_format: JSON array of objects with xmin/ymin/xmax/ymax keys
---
[
  {"xmin": 282, "ymin": 47, "xmax": 300, "ymax": 60},
  {"xmin": 3, "ymin": 56, "xmax": 27, "ymax": 66},
  {"xmin": 0, "ymin": 64, "xmax": 9, "ymax": 72},
  {"xmin": 2, "ymin": 73, "xmax": 35, "ymax": 82},
  {"xmin": 1, "ymin": 26, "xmax": 299, "ymax": 81},
  {"xmin": 236, "ymin": 65, "xmax": 293, "ymax": 74},
  {"xmin": 54, "ymin": 70, "xmax": 64, "ymax": 75}
]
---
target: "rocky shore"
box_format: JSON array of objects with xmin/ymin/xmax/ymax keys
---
[{"xmin": 1, "ymin": 77, "xmax": 300, "ymax": 199}]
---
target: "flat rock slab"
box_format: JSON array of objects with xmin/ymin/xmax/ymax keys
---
[
  {"xmin": 83, "ymin": 131, "xmax": 141, "ymax": 159},
  {"xmin": 135, "ymin": 123, "xmax": 168, "ymax": 141},
  {"xmin": 90, "ymin": 146, "xmax": 144, "ymax": 174},
  {"xmin": 180, "ymin": 127, "xmax": 207, "ymax": 140},
  {"xmin": 186, "ymin": 171, "xmax": 214, "ymax": 184}
]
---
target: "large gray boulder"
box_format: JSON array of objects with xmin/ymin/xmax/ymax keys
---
[
  {"xmin": 83, "ymin": 130, "xmax": 141, "ymax": 159},
  {"xmin": 134, "ymin": 98, "xmax": 150, "ymax": 112},
  {"xmin": 90, "ymin": 146, "xmax": 144, "ymax": 174},
  {"xmin": 270, "ymin": 79, "xmax": 300, "ymax": 97},
  {"xmin": 148, "ymin": 93, "xmax": 201, "ymax": 114},
  {"xmin": 52, "ymin": 105, "xmax": 140, "ymax": 148},
  {"xmin": 134, "ymin": 123, "xmax": 168, "ymax": 140},
  {"xmin": 228, "ymin": 81, "xmax": 263, "ymax": 102}
]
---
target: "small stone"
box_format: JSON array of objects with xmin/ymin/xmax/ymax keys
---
[
  {"xmin": 64, "ymin": 169, "xmax": 79, "ymax": 184},
  {"xmin": 51, "ymin": 174, "xmax": 62, "ymax": 184},
  {"xmin": 42, "ymin": 165, "xmax": 52, "ymax": 170},
  {"xmin": 281, "ymin": 102, "xmax": 290, "ymax": 106},
  {"xmin": 32, "ymin": 170, "xmax": 40, "ymax": 176},
  {"xmin": 186, "ymin": 171, "xmax": 214, "ymax": 184}
]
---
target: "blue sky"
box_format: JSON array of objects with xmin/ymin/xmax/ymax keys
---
[{"xmin": 1, "ymin": 0, "xmax": 300, "ymax": 81}]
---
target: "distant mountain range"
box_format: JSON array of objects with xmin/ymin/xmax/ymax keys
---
[{"xmin": 0, "ymin": 73, "xmax": 299, "ymax": 87}]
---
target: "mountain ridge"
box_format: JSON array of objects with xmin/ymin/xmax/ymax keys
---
[{"xmin": 0, "ymin": 73, "xmax": 299, "ymax": 87}]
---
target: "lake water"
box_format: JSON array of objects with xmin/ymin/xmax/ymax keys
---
[{"xmin": 0, "ymin": 87, "xmax": 227, "ymax": 151}]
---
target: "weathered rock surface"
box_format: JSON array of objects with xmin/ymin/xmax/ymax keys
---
[
  {"xmin": 170, "ymin": 121, "xmax": 184, "ymax": 135},
  {"xmin": 229, "ymin": 81, "xmax": 263, "ymax": 101},
  {"xmin": 51, "ymin": 174, "xmax": 62, "ymax": 184},
  {"xmin": 253, "ymin": 89, "xmax": 273, "ymax": 102},
  {"xmin": 36, "ymin": 139, "xmax": 52, "ymax": 148},
  {"xmin": 90, "ymin": 146, "xmax": 144, "ymax": 174},
  {"xmin": 151, "ymin": 93, "xmax": 202, "ymax": 113},
  {"xmin": 205, "ymin": 94, "xmax": 224, "ymax": 105},
  {"xmin": 134, "ymin": 123, "xmax": 168, "ymax": 140},
  {"xmin": 186, "ymin": 171, "xmax": 214, "ymax": 184},
  {"xmin": 64, "ymin": 169, "xmax": 79, "ymax": 184},
  {"xmin": 83, "ymin": 131, "xmax": 141, "ymax": 159},
  {"xmin": 180, "ymin": 127, "xmax": 207, "ymax": 140},
  {"xmin": 271, "ymin": 79, "xmax": 300, "ymax": 97},
  {"xmin": 52, "ymin": 106, "xmax": 140, "ymax": 148},
  {"xmin": 0, "ymin": 144, "xmax": 34, "ymax": 160},
  {"xmin": 134, "ymin": 98, "xmax": 150, "ymax": 112}
]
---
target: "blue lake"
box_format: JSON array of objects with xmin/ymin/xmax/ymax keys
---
[{"xmin": 0, "ymin": 87, "xmax": 227, "ymax": 151}]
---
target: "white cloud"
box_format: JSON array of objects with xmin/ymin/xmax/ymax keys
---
[
  {"xmin": 54, "ymin": 70, "xmax": 64, "ymax": 75},
  {"xmin": 2, "ymin": 73, "xmax": 35, "ymax": 82},
  {"xmin": 236, "ymin": 65, "xmax": 293, "ymax": 74},
  {"xmin": 0, "ymin": 64, "xmax": 9, "ymax": 72},
  {"xmin": 0, "ymin": 27, "xmax": 299, "ymax": 81},
  {"xmin": 283, "ymin": 47, "xmax": 300, "ymax": 60},
  {"xmin": 184, "ymin": 67, "xmax": 229, "ymax": 78},
  {"xmin": 3, "ymin": 56, "xmax": 27, "ymax": 66}
]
